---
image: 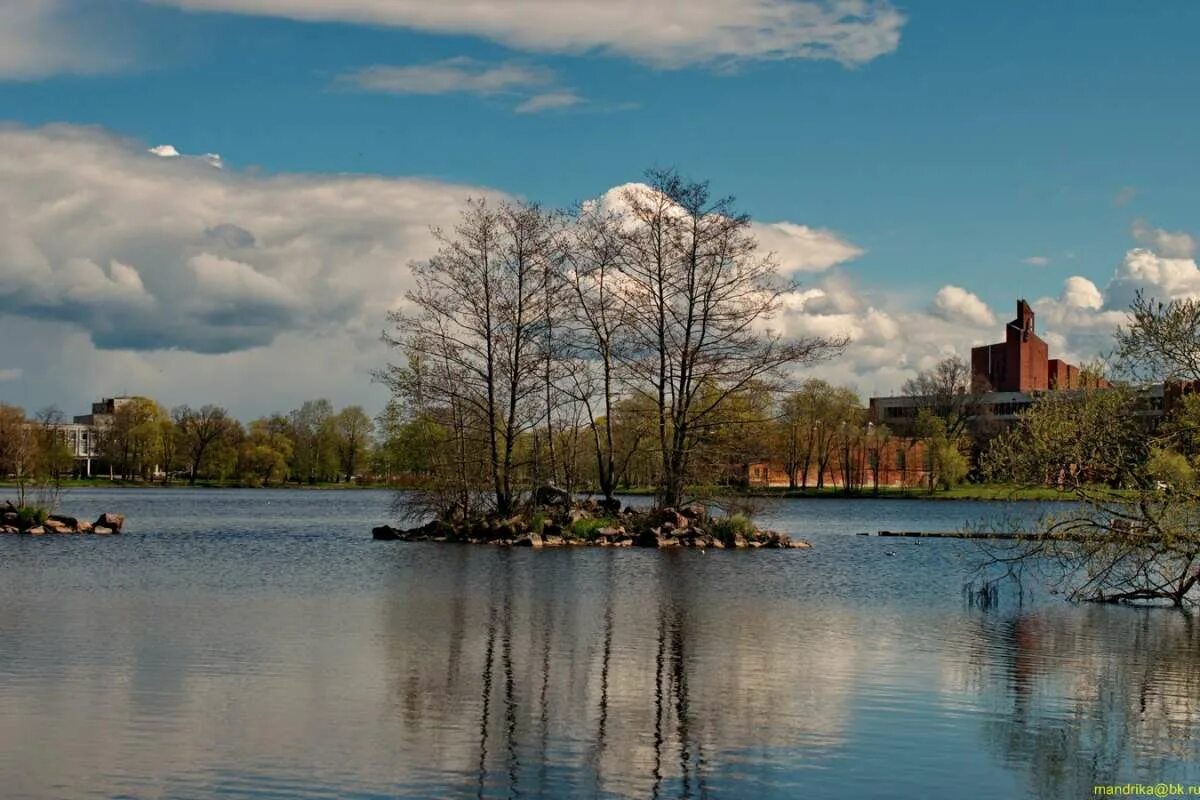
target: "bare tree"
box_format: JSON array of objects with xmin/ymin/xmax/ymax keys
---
[
  {"xmin": 867, "ymin": 422, "xmax": 893, "ymax": 494},
  {"xmin": 1114, "ymin": 290, "xmax": 1200, "ymax": 383},
  {"xmin": 564, "ymin": 204, "xmax": 628, "ymax": 508},
  {"xmin": 385, "ymin": 200, "xmax": 560, "ymax": 517},
  {"xmin": 32, "ymin": 406, "xmax": 72, "ymax": 509},
  {"xmin": 901, "ymin": 354, "xmax": 988, "ymax": 439},
  {"xmin": 615, "ymin": 169, "xmax": 845, "ymax": 508}
]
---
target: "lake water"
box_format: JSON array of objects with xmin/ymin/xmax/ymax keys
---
[{"xmin": 1, "ymin": 489, "xmax": 1197, "ymax": 799}]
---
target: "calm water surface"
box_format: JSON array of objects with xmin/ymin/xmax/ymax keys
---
[{"xmin": 0, "ymin": 489, "xmax": 1197, "ymax": 799}]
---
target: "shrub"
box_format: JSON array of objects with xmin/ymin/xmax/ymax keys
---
[
  {"xmin": 530, "ymin": 511, "xmax": 547, "ymax": 534},
  {"xmin": 569, "ymin": 516, "xmax": 614, "ymax": 541},
  {"xmin": 1148, "ymin": 447, "xmax": 1196, "ymax": 491},
  {"xmin": 712, "ymin": 513, "xmax": 754, "ymax": 546},
  {"xmin": 16, "ymin": 506, "xmax": 49, "ymax": 528}
]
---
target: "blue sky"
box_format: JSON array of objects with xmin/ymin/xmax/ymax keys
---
[{"xmin": 0, "ymin": 0, "xmax": 1198, "ymax": 415}]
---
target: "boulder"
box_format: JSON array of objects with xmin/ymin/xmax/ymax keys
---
[
  {"xmin": 1, "ymin": 512, "xmax": 17, "ymax": 525},
  {"xmin": 657, "ymin": 508, "xmax": 688, "ymax": 531},
  {"xmin": 533, "ymin": 485, "xmax": 571, "ymax": 507},
  {"xmin": 788, "ymin": 538, "xmax": 812, "ymax": 549},
  {"xmin": 43, "ymin": 519, "xmax": 73, "ymax": 534},
  {"xmin": 543, "ymin": 534, "xmax": 565, "ymax": 546},
  {"xmin": 49, "ymin": 514, "xmax": 79, "ymax": 529},
  {"xmin": 514, "ymin": 533, "xmax": 544, "ymax": 548},
  {"xmin": 94, "ymin": 513, "xmax": 125, "ymax": 533},
  {"xmin": 598, "ymin": 496, "xmax": 623, "ymax": 515},
  {"xmin": 76, "ymin": 522, "xmax": 94, "ymax": 534},
  {"xmin": 680, "ymin": 503, "xmax": 707, "ymax": 522},
  {"xmin": 372, "ymin": 525, "xmax": 401, "ymax": 540},
  {"xmin": 27, "ymin": 526, "xmax": 45, "ymax": 536},
  {"xmin": 732, "ymin": 532, "xmax": 749, "ymax": 548},
  {"xmin": 542, "ymin": 521, "xmax": 563, "ymax": 538},
  {"xmin": 634, "ymin": 528, "xmax": 661, "ymax": 548},
  {"xmin": 0, "ymin": 525, "xmax": 18, "ymax": 535}
]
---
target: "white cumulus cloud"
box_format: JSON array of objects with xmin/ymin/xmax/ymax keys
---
[
  {"xmin": 0, "ymin": 124, "xmax": 501, "ymax": 356},
  {"xmin": 1132, "ymin": 218, "xmax": 1197, "ymax": 259},
  {"xmin": 753, "ymin": 221, "xmax": 865, "ymax": 273},
  {"xmin": 0, "ymin": 0, "xmax": 127, "ymax": 79},
  {"xmin": 592, "ymin": 183, "xmax": 863, "ymax": 274},
  {"xmin": 1060, "ymin": 276, "xmax": 1103, "ymax": 310},
  {"xmin": 930, "ymin": 285, "xmax": 995, "ymax": 327}
]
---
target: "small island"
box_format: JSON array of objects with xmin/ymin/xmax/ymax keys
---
[
  {"xmin": 373, "ymin": 493, "xmax": 808, "ymax": 549},
  {"xmin": 0, "ymin": 502, "xmax": 125, "ymax": 536}
]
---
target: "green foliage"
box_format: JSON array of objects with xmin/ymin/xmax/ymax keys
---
[
  {"xmin": 237, "ymin": 419, "xmax": 293, "ymax": 487},
  {"xmin": 983, "ymin": 386, "xmax": 1150, "ymax": 490},
  {"xmin": 1147, "ymin": 447, "xmax": 1196, "ymax": 491},
  {"xmin": 16, "ymin": 506, "xmax": 48, "ymax": 527},
  {"xmin": 568, "ymin": 516, "xmax": 615, "ymax": 541},
  {"xmin": 931, "ymin": 438, "xmax": 969, "ymax": 489},
  {"xmin": 914, "ymin": 409, "xmax": 970, "ymax": 491},
  {"xmin": 712, "ymin": 513, "xmax": 754, "ymax": 545},
  {"xmin": 530, "ymin": 511, "xmax": 547, "ymax": 534}
]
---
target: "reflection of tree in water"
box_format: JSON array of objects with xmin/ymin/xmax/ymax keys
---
[
  {"xmin": 379, "ymin": 550, "xmax": 860, "ymax": 797},
  {"xmin": 963, "ymin": 607, "xmax": 1200, "ymax": 797}
]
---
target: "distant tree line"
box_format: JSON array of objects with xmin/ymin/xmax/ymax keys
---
[{"xmin": 0, "ymin": 398, "xmax": 381, "ymax": 488}]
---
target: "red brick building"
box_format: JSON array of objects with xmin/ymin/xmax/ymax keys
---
[
  {"xmin": 970, "ymin": 299, "xmax": 1102, "ymax": 392},
  {"xmin": 969, "ymin": 298, "xmax": 1108, "ymax": 393}
]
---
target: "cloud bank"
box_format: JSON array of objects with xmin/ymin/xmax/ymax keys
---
[
  {"xmin": 0, "ymin": 125, "xmax": 868, "ymax": 415},
  {"xmin": 0, "ymin": 0, "xmax": 127, "ymax": 79},
  {"xmin": 3, "ymin": 125, "xmax": 1195, "ymax": 416},
  {"xmin": 0, "ymin": 125, "xmax": 498, "ymax": 356},
  {"xmin": 149, "ymin": 0, "xmax": 905, "ymax": 67}
]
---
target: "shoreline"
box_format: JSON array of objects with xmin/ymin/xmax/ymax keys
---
[{"xmin": 0, "ymin": 481, "xmax": 1084, "ymax": 501}]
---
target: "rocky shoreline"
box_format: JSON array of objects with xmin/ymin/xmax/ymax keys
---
[
  {"xmin": 373, "ymin": 500, "xmax": 809, "ymax": 550},
  {"xmin": 1, "ymin": 502, "xmax": 125, "ymax": 536}
]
